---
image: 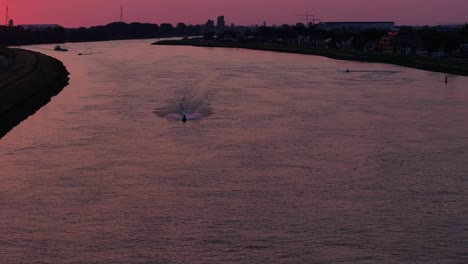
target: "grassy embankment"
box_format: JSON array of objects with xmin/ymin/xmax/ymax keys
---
[
  {"xmin": 154, "ymin": 39, "xmax": 468, "ymax": 77},
  {"xmin": 0, "ymin": 47, "xmax": 69, "ymax": 138}
]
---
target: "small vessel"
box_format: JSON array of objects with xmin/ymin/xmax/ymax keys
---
[{"xmin": 54, "ymin": 45, "xmax": 68, "ymax": 52}]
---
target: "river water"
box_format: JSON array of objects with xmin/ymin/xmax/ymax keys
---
[{"xmin": 1, "ymin": 40, "xmax": 467, "ymax": 263}]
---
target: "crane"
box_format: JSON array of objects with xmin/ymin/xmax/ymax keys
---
[{"xmin": 292, "ymin": 13, "xmax": 321, "ymax": 26}]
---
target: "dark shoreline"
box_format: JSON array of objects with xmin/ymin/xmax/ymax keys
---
[
  {"xmin": 153, "ymin": 40, "xmax": 468, "ymax": 77},
  {"xmin": 0, "ymin": 48, "xmax": 69, "ymax": 139}
]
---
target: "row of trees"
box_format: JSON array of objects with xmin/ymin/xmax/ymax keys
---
[
  {"xmin": 2, "ymin": 21, "xmax": 468, "ymax": 53},
  {"xmin": 238, "ymin": 23, "xmax": 468, "ymax": 52},
  {"xmin": 0, "ymin": 22, "xmax": 202, "ymax": 46}
]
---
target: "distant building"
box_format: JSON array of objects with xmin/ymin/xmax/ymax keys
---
[
  {"xmin": 338, "ymin": 37, "xmax": 354, "ymax": 49},
  {"xmin": 430, "ymin": 48, "xmax": 446, "ymax": 57},
  {"xmin": 458, "ymin": 44, "xmax": 468, "ymax": 58},
  {"xmin": 217, "ymin": 16, "xmax": 225, "ymax": 30},
  {"xmin": 396, "ymin": 47, "xmax": 412, "ymax": 55},
  {"xmin": 392, "ymin": 32, "xmax": 422, "ymax": 52},
  {"xmin": 19, "ymin": 24, "xmax": 60, "ymax": 30},
  {"xmin": 314, "ymin": 38, "xmax": 331, "ymax": 49},
  {"xmin": 416, "ymin": 47, "xmax": 428, "ymax": 56},
  {"xmin": 205, "ymin": 19, "xmax": 215, "ymax": 33},
  {"xmin": 324, "ymin": 21, "xmax": 395, "ymax": 31},
  {"xmin": 0, "ymin": 55, "xmax": 9, "ymax": 65},
  {"xmin": 8, "ymin": 19, "xmax": 13, "ymax": 28},
  {"xmin": 364, "ymin": 41, "xmax": 377, "ymax": 51},
  {"xmin": 378, "ymin": 34, "xmax": 394, "ymax": 52}
]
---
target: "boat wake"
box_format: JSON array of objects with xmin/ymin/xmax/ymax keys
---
[
  {"xmin": 153, "ymin": 88, "xmax": 213, "ymax": 122},
  {"xmin": 344, "ymin": 70, "xmax": 401, "ymax": 74}
]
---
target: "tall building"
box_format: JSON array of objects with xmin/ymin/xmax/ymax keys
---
[
  {"xmin": 217, "ymin": 16, "xmax": 225, "ymax": 29},
  {"xmin": 205, "ymin": 19, "xmax": 215, "ymax": 32}
]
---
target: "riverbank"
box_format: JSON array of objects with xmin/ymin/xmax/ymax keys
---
[
  {"xmin": 153, "ymin": 39, "xmax": 468, "ymax": 77},
  {"xmin": 0, "ymin": 47, "xmax": 69, "ymax": 139}
]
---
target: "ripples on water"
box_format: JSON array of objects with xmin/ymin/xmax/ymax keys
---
[{"xmin": 0, "ymin": 40, "xmax": 467, "ymax": 263}]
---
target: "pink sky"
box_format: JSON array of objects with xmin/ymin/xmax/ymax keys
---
[{"xmin": 3, "ymin": 0, "xmax": 468, "ymax": 27}]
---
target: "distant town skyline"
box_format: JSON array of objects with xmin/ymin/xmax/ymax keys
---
[{"xmin": 2, "ymin": 0, "xmax": 468, "ymax": 28}]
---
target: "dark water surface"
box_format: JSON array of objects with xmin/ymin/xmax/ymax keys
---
[{"xmin": 1, "ymin": 40, "xmax": 467, "ymax": 263}]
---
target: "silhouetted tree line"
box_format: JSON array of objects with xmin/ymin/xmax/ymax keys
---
[
  {"xmin": 257, "ymin": 23, "xmax": 326, "ymax": 39},
  {"xmin": 418, "ymin": 24, "xmax": 468, "ymax": 52},
  {"xmin": 358, "ymin": 24, "xmax": 468, "ymax": 52},
  {"xmin": 2, "ymin": 21, "xmax": 468, "ymax": 52},
  {"xmin": 0, "ymin": 22, "xmax": 201, "ymax": 46},
  {"xmin": 216, "ymin": 23, "xmax": 468, "ymax": 52},
  {"xmin": 219, "ymin": 23, "xmax": 371, "ymax": 47}
]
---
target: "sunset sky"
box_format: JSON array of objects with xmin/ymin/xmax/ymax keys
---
[{"xmin": 3, "ymin": 0, "xmax": 468, "ymax": 28}]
